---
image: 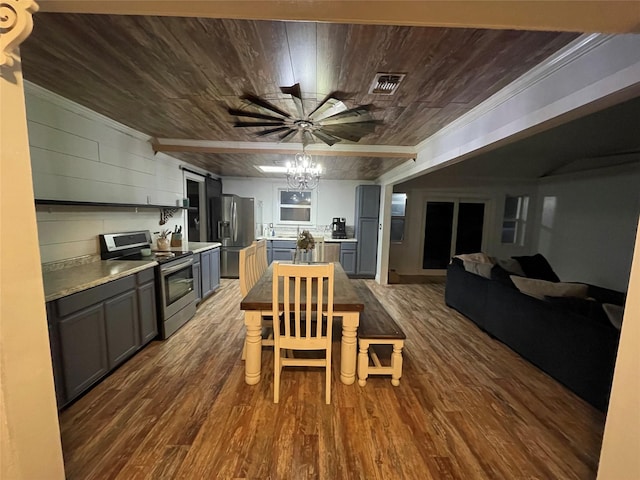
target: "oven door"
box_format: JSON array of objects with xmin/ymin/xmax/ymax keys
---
[{"xmin": 160, "ymin": 257, "xmax": 196, "ymax": 319}]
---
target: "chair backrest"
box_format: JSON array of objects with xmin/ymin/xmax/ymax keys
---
[
  {"xmin": 253, "ymin": 238, "xmax": 268, "ymax": 274},
  {"xmin": 312, "ymin": 237, "xmax": 325, "ymax": 262},
  {"xmin": 239, "ymin": 243, "xmax": 259, "ymax": 296},
  {"xmin": 272, "ymin": 262, "xmax": 335, "ymax": 344}
]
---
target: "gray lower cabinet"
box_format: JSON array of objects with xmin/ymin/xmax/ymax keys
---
[
  {"xmin": 47, "ymin": 268, "xmax": 157, "ymax": 408},
  {"xmin": 355, "ymin": 185, "xmax": 381, "ymax": 278},
  {"xmin": 57, "ymin": 303, "xmax": 108, "ymax": 403},
  {"xmin": 104, "ymin": 290, "xmax": 139, "ymax": 367},
  {"xmin": 340, "ymin": 242, "xmax": 357, "ymax": 275},
  {"xmin": 193, "ymin": 253, "xmax": 202, "ymax": 302},
  {"xmin": 272, "ymin": 240, "xmax": 296, "ymax": 262},
  {"xmin": 200, "ymin": 247, "xmax": 221, "ymax": 300},
  {"xmin": 137, "ymin": 270, "xmax": 158, "ymax": 344},
  {"xmin": 356, "ymin": 217, "xmax": 378, "ymax": 277}
]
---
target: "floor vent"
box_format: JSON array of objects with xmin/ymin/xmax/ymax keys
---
[{"xmin": 368, "ymin": 73, "xmax": 406, "ymax": 95}]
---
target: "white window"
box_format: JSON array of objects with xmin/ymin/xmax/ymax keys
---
[
  {"xmin": 277, "ymin": 189, "xmax": 314, "ymax": 225},
  {"xmin": 390, "ymin": 193, "xmax": 407, "ymax": 242},
  {"xmin": 501, "ymin": 195, "xmax": 529, "ymax": 245}
]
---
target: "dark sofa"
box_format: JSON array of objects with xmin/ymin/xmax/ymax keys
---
[{"xmin": 445, "ymin": 259, "xmax": 622, "ymax": 411}]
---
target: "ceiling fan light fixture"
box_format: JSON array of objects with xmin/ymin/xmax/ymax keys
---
[{"xmin": 368, "ymin": 73, "xmax": 406, "ymax": 95}]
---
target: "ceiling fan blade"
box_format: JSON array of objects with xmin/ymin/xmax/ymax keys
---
[
  {"xmin": 311, "ymin": 129, "xmax": 341, "ymax": 146},
  {"xmin": 255, "ymin": 126, "xmax": 291, "ymax": 137},
  {"xmin": 301, "ymin": 129, "xmax": 315, "ymax": 148},
  {"xmin": 233, "ymin": 121, "xmax": 285, "ymax": 128},
  {"xmin": 240, "ymin": 93, "xmax": 291, "ymax": 118},
  {"xmin": 319, "ymin": 105, "xmax": 375, "ymax": 124},
  {"xmin": 321, "ymin": 122, "xmax": 380, "ymax": 142},
  {"xmin": 228, "ymin": 108, "xmax": 287, "ymax": 123},
  {"xmin": 308, "ymin": 95, "xmax": 348, "ymax": 122},
  {"xmin": 280, "ymin": 83, "xmax": 305, "ymax": 119},
  {"xmin": 278, "ymin": 129, "xmax": 298, "ymax": 142}
]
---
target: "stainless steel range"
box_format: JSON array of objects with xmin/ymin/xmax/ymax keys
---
[{"xmin": 99, "ymin": 231, "xmax": 197, "ymax": 339}]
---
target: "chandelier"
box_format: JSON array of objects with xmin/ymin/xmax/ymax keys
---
[{"xmin": 286, "ymin": 147, "xmax": 321, "ymax": 190}]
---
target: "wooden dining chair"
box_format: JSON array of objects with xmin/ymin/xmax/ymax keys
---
[
  {"xmin": 240, "ymin": 244, "xmax": 274, "ymax": 359},
  {"xmin": 272, "ymin": 262, "xmax": 335, "ymax": 404},
  {"xmin": 253, "ymin": 238, "xmax": 268, "ymax": 274},
  {"xmin": 312, "ymin": 236, "xmax": 325, "ymax": 262}
]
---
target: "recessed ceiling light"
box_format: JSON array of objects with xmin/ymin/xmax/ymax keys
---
[
  {"xmin": 256, "ymin": 165, "xmax": 288, "ymax": 173},
  {"xmin": 368, "ymin": 73, "xmax": 406, "ymax": 95}
]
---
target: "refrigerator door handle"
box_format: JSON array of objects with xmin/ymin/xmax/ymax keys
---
[{"xmin": 232, "ymin": 199, "xmax": 238, "ymax": 243}]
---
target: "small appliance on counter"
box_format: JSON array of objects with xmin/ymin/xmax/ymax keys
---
[{"xmin": 331, "ymin": 217, "xmax": 347, "ymax": 239}]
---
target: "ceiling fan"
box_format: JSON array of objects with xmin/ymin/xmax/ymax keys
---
[{"xmin": 228, "ymin": 83, "xmax": 382, "ymax": 146}]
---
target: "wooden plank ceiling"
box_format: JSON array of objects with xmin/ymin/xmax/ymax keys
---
[{"xmin": 21, "ymin": 14, "xmax": 578, "ymax": 180}]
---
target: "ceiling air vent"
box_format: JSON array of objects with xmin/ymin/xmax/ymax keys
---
[{"xmin": 368, "ymin": 73, "xmax": 406, "ymax": 95}]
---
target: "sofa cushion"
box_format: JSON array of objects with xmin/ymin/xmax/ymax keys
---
[
  {"xmin": 512, "ymin": 253, "xmax": 560, "ymax": 282},
  {"xmin": 510, "ymin": 276, "xmax": 588, "ymax": 300},
  {"xmin": 463, "ymin": 260, "xmax": 493, "ymax": 279},
  {"xmin": 544, "ymin": 296, "xmax": 610, "ymax": 326},
  {"xmin": 491, "ymin": 264, "xmax": 518, "ymax": 288},
  {"xmin": 496, "ymin": 258, "xmax": 526, "ymax": 276},
  {"xmin": 454, "ymin": 252, "xmax": 493, "ymax": 264}
]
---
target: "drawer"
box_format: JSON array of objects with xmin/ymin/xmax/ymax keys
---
[
  {"xmin": 340, "ymin": 242, "xmax": 357, "ymax": 251},
  {"xmin": 272, "ymin": 240, "xmax": 296, "ymax": 249},
  {"xmin": 56, "ymin": 275, "xmax": 136, "ymax": 318},
  {"xmin": 136, "ymin": 267, "xmax": 156, "ymax": 284}
]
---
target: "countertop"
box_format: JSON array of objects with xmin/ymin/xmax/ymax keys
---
[
  {"xmin": 44, "ymin": 242, "xmax": 221, "ymax": 302},
  {"xmin": 258, "ymin": 236, "xmax": 357, "ymax": 243},
  {"xmin": 43, "ymin": 260, "xmax": 157, "ymax": 302},
  {"xmin": 158, "ymin": 241, "xmax": 222, "ymax": 254}
]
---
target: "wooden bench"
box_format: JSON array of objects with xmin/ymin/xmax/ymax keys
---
[{"xmin": 353, "ymin": 281, "xmax": 406, "ymax": 387}]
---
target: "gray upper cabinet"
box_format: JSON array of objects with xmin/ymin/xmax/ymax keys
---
[{"xmin": 355, "ymin": 185, "xmax": 381, "ymax": 278}]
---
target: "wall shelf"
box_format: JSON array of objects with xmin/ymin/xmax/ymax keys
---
[
  {"xmin": 34, "ymin": 199, "xmax": 187, "ymax": 225},
  {"xmin": 34, "ymin": 199, "xmax": 187, "ymax": 210}
]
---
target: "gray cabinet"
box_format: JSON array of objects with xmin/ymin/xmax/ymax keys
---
[
  {"xmin": 136, "ymin": 269, "xmax": 158, "ymax": 344},
  {"xmin": 340, "ymin": 242, "xmax": 357, "ymax": 275},
  {"xmin": 272, "ymin": 240, "xmax": 296, "ymax": 261},
  {"xmin": 355, "ymin": 185, "xmax": 381, "ymax": 278},
  {"xmin": 200, "ymin": 247, "xmax": 221, "ymax": 300},
  {"xmin": 58, "ymin": 303, "xmax": 108, "ymax": 402},
  {"xmin": 193, "ymin": 253, "xmax": 202, "ymax": 302},
  {"xmin": 47, "ymin": 268, "xmax": 157, "ymax": 408},
  {"xmin": 105, "ymin": 290, "xmax": 139, "ymax": 367}
]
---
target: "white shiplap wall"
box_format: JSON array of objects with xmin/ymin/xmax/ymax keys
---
[{"xmin": 26, "ymin": 83, "xmax": 195, "ymax": 263}]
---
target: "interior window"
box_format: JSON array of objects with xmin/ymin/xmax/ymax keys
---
[
  {"xmin": 501, "ymin": 195, "xmax": 529, "ymax": 245},
  {"xmin": 390, "ymin": 193, "xmax": 407, "ymax": 242}
]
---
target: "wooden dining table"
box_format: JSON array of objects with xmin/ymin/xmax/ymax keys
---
[{"xmin": 240, "ymin": 261, "xmax": 364, "ymax": 385}]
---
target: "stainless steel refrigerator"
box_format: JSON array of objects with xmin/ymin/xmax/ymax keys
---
[{"xmin": 219, "ymin": 194, "xmax": 255, "ymax": 278}]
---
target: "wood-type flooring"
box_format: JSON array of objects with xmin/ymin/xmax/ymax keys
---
[{"xmin": 58, "ymin": 279, "xmax": 606, "ymax": 479}]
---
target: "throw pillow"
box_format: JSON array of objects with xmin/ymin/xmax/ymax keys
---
[
  {"xmin": 602, "ymin": 303, "xmax": 624, "ymax": 330},
  {"xmin": 496, "ymin": 258, "xmax": 526, "ymax": 276},
  {"xmin": 462, "ymin": 260, "xmax": 493, "ymax": 279},
  {"xmin": 510, "ymin": 276, "xmax": 588, "ymax": 300},
  {"xmin": 491, "ymin": 264, "xmax": 518, "ymax": 288},
  {"xmin": 512, "ymin": 253, "xmax": 560, "ymax": 282},
  {"xmin": 454, "ymin": 252, "xmax": 494, "ymax": 264}
]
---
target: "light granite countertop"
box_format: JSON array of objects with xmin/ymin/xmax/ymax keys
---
[
  {"xmin": 258, "ymin": 236, "xmax": 357, "ymax": 243},
  {"xmin": 157, "ymin": 241, "xmax": 222, "ymax": 254},
  {"xmin": 43, "ymin": 260, "xmax": 157, "ymax": 302}
]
